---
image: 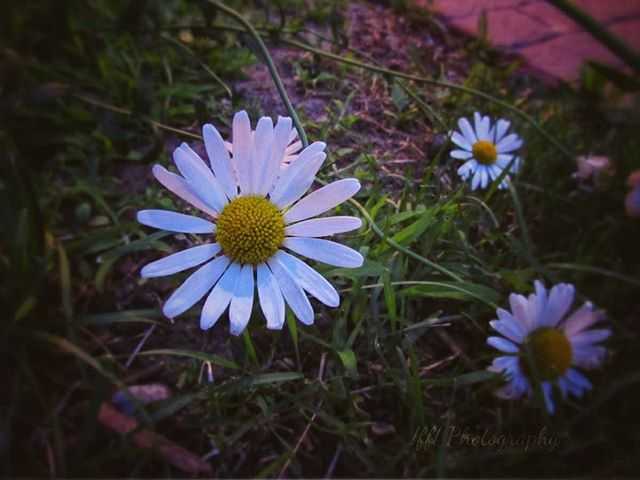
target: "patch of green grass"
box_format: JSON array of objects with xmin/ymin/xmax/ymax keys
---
[{"xmin": 2, "ymin": 0, "xmax": 640, "ymax": 477}]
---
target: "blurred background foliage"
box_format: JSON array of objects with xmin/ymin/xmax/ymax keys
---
[{"xmin": 1, "ymin": 0, "xmax": 640, "ymax": 477}]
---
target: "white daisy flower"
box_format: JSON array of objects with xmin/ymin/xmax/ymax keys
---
[
  {"xmin": 137, "ymin": 111, "xmax": 363, "ymax": 335},
  {"xmin": 450, "ymin": 112, "xmax": 524, "ymax": 190},
  {"xmin": 487, "ymin": 280, "xmax": 610, "ymax": 414}
]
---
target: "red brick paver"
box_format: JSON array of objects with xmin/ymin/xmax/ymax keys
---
[{"xmin": 421, "ymin": 0, "xmax": 640, "ymax": 82}]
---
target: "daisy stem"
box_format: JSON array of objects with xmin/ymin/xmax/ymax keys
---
[
  {"xmin": 482, "ymin": 155, "xmax": 518, "ymax": 204},
  {"xmin": 279, "ymin": 37, "xmax": 573, "ymax": 159},
  {"xmin": 343, "ymin": 280, "xmax": 498, "ymax": 308},
  {"xmin": 206, "ymin": 1, "xmax": 309, "ymax": 148},
  {"xmin": 507, "ymin": 181, "xmax": 554, "ymax": 284}
]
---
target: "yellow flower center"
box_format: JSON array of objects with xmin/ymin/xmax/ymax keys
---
[
  {"xmin": 472, "ymin": 140, "xmax": 498, "ymax": 165},
  {"xmin": 216, "ymin": 196, "xmax": 285, "ymax": 265},
  {"xmin": 520, "ymin": 327, "xmax": 572, "ymax": 381}
]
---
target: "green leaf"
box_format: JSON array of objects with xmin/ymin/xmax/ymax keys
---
[
  {"xmin": 80, "ymin": 309, "xmax": 164, "ymax": 326},
  {"xmin": 32, "ymin": 331, "xmax": 123, "ymax": 387},
  {"xmin": 139, "ymin": 349, "xmax": 240, "ymax": 370},
  {"xmin": 379, "ymin": 207, "xmax": 436, "ymax": 253},
  {"xmin": 245, "ymin": 372, "xmax": 304, "ymax": 386},
  {"xmin": 242, "ymin": 328, "xmax": 259, "ymax": 366},
  {"xmin": 424, "ymin": 370, "xmax": 500, "ymax": 387},
  {"xmin": 401, "ymin": 281, "xmax": 500, "ymax": 307},
  {"xmin": 383, "ymin": 272, "xmax": 398, "ymax": 331},
  {"xmin": 327, "ymin": 260, "xmax": 388, "ymax": 279},
  {"xmin": 286, "ymin": 310, "xmax": 300, "ymax": 369},
  {"xmin": 337, "ymin": 349, "xmax": 358, "ymax": 378},
  {"xmin": 149, "ymin": 392, "xmax": 200, "ymax": 422}
]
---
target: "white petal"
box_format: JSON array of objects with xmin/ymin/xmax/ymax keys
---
[
  {"xmin": 200, "ymin": 262, "xmax": 241, "ymax": 330},
  {"xmin": 257, "ymin": 263, "xmax": 285, "ymax": 330},
  {"xmin": 276, "ymin": 250, "xmax": 339, "ymax": 307},
  {"xmin": 284, "ymin": 237, "xmax": 363, "ymax": 268},
  {"xmin": 257, "ymin": 116, "xmax": 294, "ymax": 195},
  {"xmin": 542, "ymin": 283, "xmax": 575, "ymax": 326},
  {"xmin": 474, "ymin": 112, "xmax": 491, "ymax": 141},
  {"xmin": 495, "ymin": 154, "xmax": 514, "ymax": 169},
  {"xmin": 496, "ymin": 134, "xmax": 523, "ymax": 153},
  {"xmin": 471, "ymin": 169, "xmax": 482, "ymax": 190},
  {"xmin": 249, "ymin": 117, "xmax": 274, "ymax": 194},
  {"xmin": 285, "ymin": 216, "xmax": 362, "ymax": 237},
  {"xmin": 174, "ymin": 144, "xmax": 228, "ymax": 212},
  {"xmin": 562, "ymin": 302, "xmax": 602, "ymax": 336},
  {"xmin": 564, "ymin": 368, "xmax": 592, "ymax": 397},
  {"xmin": 458, "ymin": 117, "xmax": 477, "ymax": 144},
  {"xmin": 137, "ymin": 210, "xmax": 215, "ymax": 234},
  {"xmin": 285, "ymin": 140, "xmax": 303, "ymax": 156},
  {"xmin": 162, "ymin": 255, "xmax": 230, "ymax": 318},
  {"xmin": 287, "ymin": 126, "xmax": 298, "ymax": 144},
  {"xmin": 533, "ymin": 280, "xmax": 548, "ymax": 324},
  {"xmin": 228, "ymin": 264, "xmax": 255, "ymax": 335},
  {"xmin": 491, "ymin": 355, "xmax": 519, "ymax": 375},
  {"xmin": 511, "ymin": 157, "xmax": 523, "ymax": 174},
  {"xmin": 141, "ymin": 243, "xmax": 221, "ymax": 278},
  {"xmin": 281, "ymin": 154, "xmax": 297, "ymax": 168},
  {"xmin": 232, "ymin": 111, "xmax": 253, "ymax": 195},
  {"xmin": 542, "ymin": 382, "xmax": 555, "ymax": 414},
  {"xmin": 488, "ymin": 164, "xmax": 503, "ymax": 181},
  {"xmin": 267, "ymin": 254, "xmax": 314, "ymax": 325},
  {"xmin": 450, "ymin": 149, "xmax": 473, "ymax": 160},
  {"xmin": 479, "ymin": 167, "xmax": 489, "ymax": 189},
  {"xmin": 203, "ymin": 124, "xmax": 238, "ymax": 199},
  {"xmin": 152, "ymin": 165, "xmax": 218, "ymax": 218},
  {"xmin": 570, "ymin": 328, "xmax": 611, "ymax": 346},
  {"xmin": 496, "ymin": 307, "xmax": 516, "ymax": 324},
  {"xmin": 451, "ymin": 131, "xmax": 472, "ymax": 150},
  {"xmin": 566, "ymin": 368, "xmax": 592, "ymax": 387},
  {"xmin": 557, "ymin": 377, "xmax": 570, "ymax": 398},
  {"xmin": 457, "ymin": 159, "xmax": 477, "ymax": 179},
  {"xmin": 494, "ymin": 381, "xmax": 527, "ymax": 400},
  {"xmin": 487, "ymin": 336, "xmax": 519, "ymax": 353},
  {"xmin": 489, "ymin": 319, "xmax": 524, "ymax": 343},
  {"xmin": 269, "ymin": 142, "xmax": 327, "ymax": 208},
  {"xmin": 491, "ymin": 358, "xmax": 530, "ymax": 399},
  {"xmin": 572, "ymin": 345, "xmax": 607, "ymax": 369},
  {"xmin": 495, "ymin": 119, "xmax": 511, "ymax": 143},
  {"xmin": 509, "ymin": 293, "xmax": 534, "ymax": 332},
  {"xmin": 284, "ymin": 179, "xmax": 360, "ymax": 224}
]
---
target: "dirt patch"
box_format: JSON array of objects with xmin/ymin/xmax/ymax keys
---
[{"xmin": 232, "ymin": 1, "xmax": 479, "ymax": 181}]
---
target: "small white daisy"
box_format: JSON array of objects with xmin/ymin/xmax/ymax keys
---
[
  {"xmin": 450, "ymin": 112, "xmax": 523, "ymax": 190},
  {"xmin": 138, "ymin": 111, "xmax": 363, "ymax": 335},
  {"xmin": 487, "ymin": 280, "xmax": 610, "ymax": 414}
]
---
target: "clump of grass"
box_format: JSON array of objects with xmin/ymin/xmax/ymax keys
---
[{"xmin": 2, "ymin": 0, "xmax": 640, "ymax": 477}]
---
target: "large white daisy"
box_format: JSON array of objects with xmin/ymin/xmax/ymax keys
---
[
  {"xmin": 487, "ymin": 280, "xmax": 610, "ymax": 414},
  {"xmin": 450, "ymin": 112, "xmax": 523, "ymax": 190},
  {"xmin": 137, "ymin": 111, "xmax": 363, "ymax": 335}
]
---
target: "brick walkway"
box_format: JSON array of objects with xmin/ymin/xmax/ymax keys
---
[{"xmin": 421, "ymin": 0, "xmax": 640, "ymax": 82}]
